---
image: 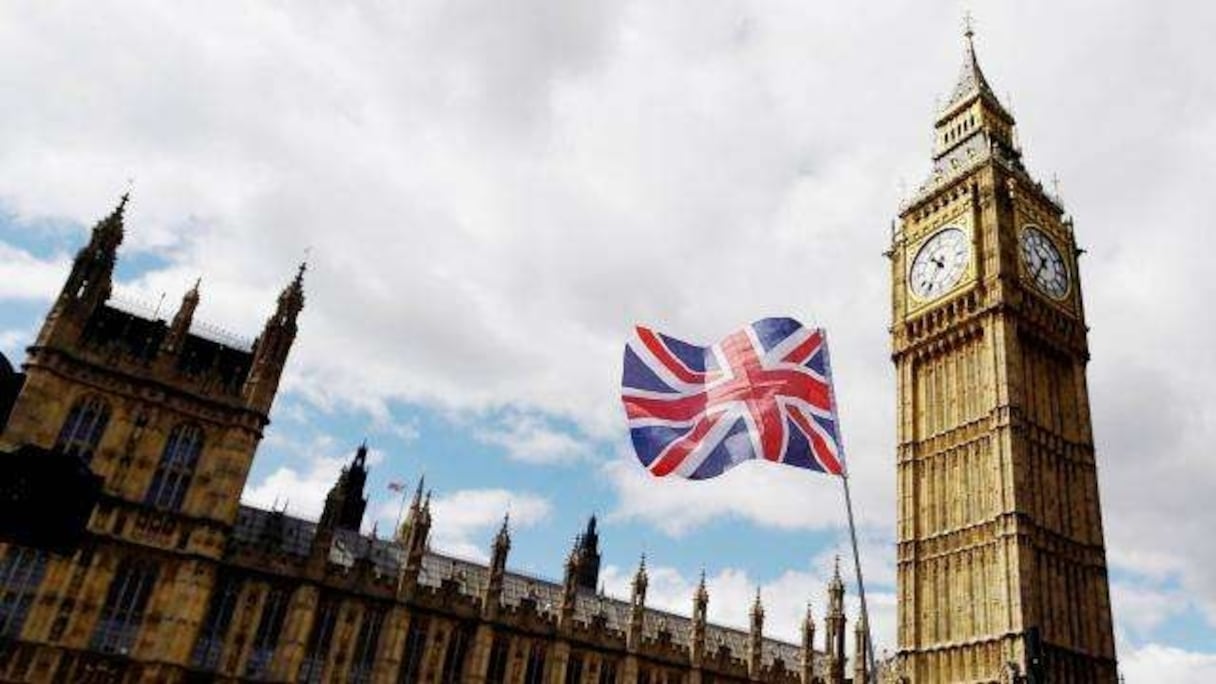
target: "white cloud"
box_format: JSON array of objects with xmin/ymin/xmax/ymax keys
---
[
  {"xmin": 474, "ymin": 412, "xmax": 586, "ymax": 464},
  {"xmin": 604, "ymin": 448, "xmax": 889, "ymax": 535},
  {"xmin": 371, "ymin": 487, "xmax": 553, "ymax": 561},
  {"xmin": 1121, "ymin": 644, "xmax": 1216, "ymax": 683},
  {"xmin": 0, "ymin": 242, "xmax": 68, "ymax": 302}
]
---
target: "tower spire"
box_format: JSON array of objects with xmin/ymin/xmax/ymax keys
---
[
  {"xmin": 242, "ymin": 263, "xmax": 306, "ymax": 413},
  {"xmin": 940, "ymin": 13, "xmax": 1008, "ymax": 119}
]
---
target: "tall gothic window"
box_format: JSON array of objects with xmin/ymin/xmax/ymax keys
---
[
  {"xmin": 245, "ymin": 585, "xmax": 290, "ymax": 679},
  {"xmin": 439, "ymin": 622, "xmax": 474, "ymax": 684},
  {"xmin": 91, "ymin": 558, "xmax": 158, "ymax": 654},
  {"xmin": 564, "ymin": 652, "xmax": 584, "ymax": 684},
  {"xmin": 350, "ymin": 604, "xmax": 386, "ymax": 684},
  {"xmin": 597, "ymin": 657, "xmax": 618, "ymax": 684},
  {"xmin": 523, "ymin": 642, "xmax": 547, "ymax": 684},
  {"xmin": 0, "ymin": 546, "xmax": 48, "ymax": 638},
  {"xmin": 190, "ymin": 572, "xmax": 241, "ymax": 670},
  {"xmin": 298, "ymin": 595, "xmax": 340, "ymax": 684},
  {"xmin": 398, "ymin": 614, "xmax": 431, "ymax": 684},
  {"xmin": 485, "ymin": 635, "xmax": 510, "ymax": 684},
  {"xmin": 55, "ymin": 395, "xmax": 110, "ymax": 462},
  {"xmin": 145, "ymin": 423, "xmax": 204, "ymax": 511}
]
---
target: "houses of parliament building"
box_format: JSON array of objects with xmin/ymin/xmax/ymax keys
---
[{"xmin": 0, "ymin": 23, "xmax": 1117, "ymax": 684}]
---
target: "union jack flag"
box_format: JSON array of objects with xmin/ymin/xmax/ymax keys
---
[{"xmin": 621, "ymin": 318, "xmax": 845, "ymax": 480}]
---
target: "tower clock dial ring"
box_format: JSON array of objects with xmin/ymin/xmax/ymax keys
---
[
  {"xmin": 1020, "ymin": 226, "xmax": 1070, "ymax": 299},
  {"xmin": 908, "ymin": 226, "xmax": 970, "ymax": 300}
]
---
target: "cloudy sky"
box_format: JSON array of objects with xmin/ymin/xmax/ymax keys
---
[{"xmin": 2, "ymin": 1, "xmax": 1214, "ymax": 680}]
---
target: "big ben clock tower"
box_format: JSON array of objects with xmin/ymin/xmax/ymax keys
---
[{"xmin": 890, "ymin": 25, "xmax": 1118, "ymax": 683}]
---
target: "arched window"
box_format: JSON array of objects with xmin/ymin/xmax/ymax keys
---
[
  {"xmin": 145, "ymin": 424, "xmax": 204, "ymax": 511},
  {"xmin": 55, "ymin": 395, "xmax": 111, "ymax": 462}
]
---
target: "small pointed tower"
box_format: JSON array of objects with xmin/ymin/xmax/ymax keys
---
[
  {"xmin": 691, "ymin": 571, "xmax": 709, "ymax": 666},
  {"xmin": 748, "ymin": 588, "xmax": 765, "ymax": 680},
  {"xmin": 318, "ymin": 442, "xmax": 370, "ymax": 532},
  {"xmin": 38, "ymin": 195, "xmax": 128, "ymax": 346},
  {"xmin": 243, "ymin": 263, "xmax": 305, "ymax": 413},
  {"xmin": 627, "ymin": 555, "xmax": 648, "ymax": 650},
  {"xmin": 160, "ymin": 278, "xmax": 201, "ymax": 357},
  {"xmin": 800, "ymin": 602, "xmax": 817, "ymax": 684},
  {"xmin": 569, "ymin": 514, "xmax": 602, "ymax": 591},
  {"xmin": 853, "ymin": 613, "xmax": 870, "ymax": 684},
  {"xmin": 483, "ymin": 513, "xmax": 510, "ymax": 619},
  {"xmin": 399, "ymin": 478, "xmax": 431, "ymax": 576},
  {"xmin": 825, "ymin": 558, "xmax": 847, "ymax": 684}
]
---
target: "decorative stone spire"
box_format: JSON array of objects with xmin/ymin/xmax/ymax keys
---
[
  {"xmin": 243, "ymin": 263, "xmax": 306, "ymax": 413},
  {"xmin": 826, "ymin": 557, "xmax": 847, "ymax": 684},
  {"xmin": 749, "ymin": 587, "xmax": 765, "ymax": 680},
  {"xmin": 568, "ymin": 514, "xmax": 602, "ymax": 591},
  {"xmin": 853, "ymin": 612, "xmax": 870, "ymax": 684},
  {"xmin": 691, "ymin": 570, "xmax": 709, "ymax": 665},
  {"xmin": 484, "ymin": 512, "xmax": 510, "ymax": 619},
  {"xmin": 801, "ymin": 602, "xmax": 817, "ymax": 684},
  {"xmin": 628, "ymin": 554, "xmax": 648, "ymax": 651},
  {"xmin": 631, "ymin": 554, "xmax": 649, "ymax": 605},
  {"xmin": 41, "ymin": 194, "xmax": 129, "ymax": 345},
  {"xmin": 161, "ymin": 278, "xmax": 201, "ymax": 356},
  {"xmin": 941, "ymin": 14, "xmax": 1008, "ymax": 118}
]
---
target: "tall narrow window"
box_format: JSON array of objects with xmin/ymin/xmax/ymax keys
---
[
  {"xmin": 190, "ymin": 572, "xmax": 241, "ymax": 670},
  {"xmin": 350, "ymin": 604, "xmax": 386, "ymax": 684},
  {"xmin": 91, "ymin": 558, "xmax": 158, "ymax": 654},
  {"xmin": 523, "ymin": 642, "xmax": 547, "ymax": 684},
  {"xmin": 145, "ymin": 424, "xmax": 204, "ymax": 511},
  {"xmin": 55, "ymin": 395, "xmax": 110, "ymax": 462},
  {"xmin": 245, "ymin": 585, "xmax": 290, "ymax": 679},
  {"xmin": 439, "ymin": 622, "xmax": 474, "ymax": 684},
  {"xmin": 398, "ymin": 614, "xmax": 431, "ymax": 684},
  {"xmin": 485, "ymin": 635, "xmax": 510, "ymax": 684},
  {"xmin": 564, "ymin": 652, "xmax": 584, "ymax": 684},
  {"xmin": 598, "ymin": 658, "xmax": 618, "ymax": 684},
  {"xmin": 298, "ymin": 595, "xmax": 340, "ymax": 684},
  {"xmin": 0, "ymin": 546, "xmax": 48, "ymax": 638}
]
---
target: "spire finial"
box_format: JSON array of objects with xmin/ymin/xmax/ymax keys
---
[{"xmin": 963, "ymin": 10, "xmax": 975, "ymax": 44}]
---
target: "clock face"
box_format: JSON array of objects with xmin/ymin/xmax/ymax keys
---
[
  {"xmin": 909, "ymin": 227, "xmax": 970, "ymax": 300},
  {"xmin": 1020, "ymin": 226, "xmax": 1069, "ymax": 299}
]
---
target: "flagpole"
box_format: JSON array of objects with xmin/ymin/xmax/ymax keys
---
[{"xmin": 822, "ymin": 330, "xmax": 878, "ymax": 684}]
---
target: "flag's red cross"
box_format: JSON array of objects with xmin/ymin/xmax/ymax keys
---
[{"xmin": 623, "ymin": 328, "xmax": 841, "ymax": 476}]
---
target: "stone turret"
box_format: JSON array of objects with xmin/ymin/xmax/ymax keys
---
[
  {"xmin": 825, "ymin": 558, "xmax": 847, "ymax": 684},
  {"xmin": 484, "ymin": 513, "xmax": 510, "ymax": 619},
  {"xmin": 568, "ymin": 514, "xmax": 602, "ymax": 591},
  {"xmin": 160, "ymin": 278, "xmax": 200, "ymax": 357},
  {"xmin": 38, "ymin": 195, "xmax": 127, "ymax": 346},
  {"xmin": 318, "ymin": 443, "xmax": 369, "ymax": 532},
  {"xmin": 691, "ymin": 571, "xmax": 709, "ymax": 666},
  {"xmin": 628, "ymin": 555, "xmax": 648, "ymax": 650},
  {"xmin": 749, "ymin": 588, "xmax": 765, "ymax": 680},
  {"xmin": 853, "ymin": 613, "xmax": 870, "ymax": 684},
  {"xmin": 801, "ymin": 603, "xmax": 816, "ymax": 684},
  {"xmin": 243, "ymin": 263, "xmax": 305, "ymax": 413}
]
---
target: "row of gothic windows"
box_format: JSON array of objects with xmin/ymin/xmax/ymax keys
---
[
  {"xmin": 54, "ymin": 395, "xmax": 205, "ymax": 513},
  {"xmin": 181, "ymin": 578, "xmax": 643, "ymax": 684}
]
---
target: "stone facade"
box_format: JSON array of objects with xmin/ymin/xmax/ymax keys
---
[
  {"xmin": 0, "ymin": 199, "xmax": 869, "ymax": 683},
  {"xmin": 889, "ymin": 28, "xmax": 1117, "ymax": 683}
]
